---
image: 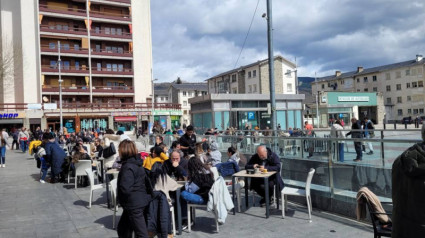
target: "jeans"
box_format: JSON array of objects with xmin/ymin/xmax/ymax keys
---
[
  {"xmin": 365, "ymin": 134, "xmax": 373, "ymax": 152},
  {"xmin": 180, "ymin": 191, "xmax": 205, "ymax": 205},
  {"xmin": 354, "ymin": 141, "xmax": 363, "ymax": 160},
  {"xmin": 117, "ymin": 208, "xmax": 148, "ymax": 238},
  {"xmin": 12, "ymin": 139, "xmax": 19, "ymax": 150},
  {"xmin": 20, "ymin": 140, "xmax": 28, "ymax": 153},
  {"xmin": 0, "ymin": 146, "xmax": 5, "ymax": 164},
  {"xmin": 338, "ymin": 143, "xmax": 344, "ymax": 162}
]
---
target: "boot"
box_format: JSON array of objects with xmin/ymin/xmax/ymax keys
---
[{"xmin": 148, "ymin": 231, "xmax": 156, "ymax": 238}]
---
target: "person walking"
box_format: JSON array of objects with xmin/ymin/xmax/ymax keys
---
[
  {"xmin": 0, "ymin": 129, "xmax": 10, "ymax": 167},
  {"xmin": 304, "ymin": 121, "xmax": 314, "ymax": 158},
  {"xmin": 346, "ymin": 118, "xmax": 363, "ymax": 162},
  {"xmin": 19, "ymin": 127, "xmax": 29, "ymax": 153},
  {"xmin": 12, "ymin": 129, "xmax": 19, "ymax": 150},
  {"xmin": 363, "ymin": 117, "xmax": 374, "ymax": 155},
  {"xmin": 117, "ymin": 140, "xmax": 151, "ymax": 237},
  {"xmin": 331, "ymin": 120, "xmax": 345, "ymax": 162}
]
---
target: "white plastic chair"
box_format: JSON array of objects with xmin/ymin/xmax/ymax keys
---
[
  {"xmin": 110, "ymin": 179, "xmax": 118, "ymax": 229},
  {"xmin": 85, "ymin": 168, "xmax": 104, "ymax": 208},
  {"xmin": 69, "ymin": 160, "xmax": 92, "ymax": 189},
  {"xmin": 281, "ymin": 168, "xmax": 315, "ymax": 222}
]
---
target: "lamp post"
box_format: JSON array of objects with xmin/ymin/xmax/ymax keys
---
[
  {"xmin": 57, "ymin": 41, "xmax": 63, "ymax": 135},
  {"xmin": 265, "ymin": 0, "xmax": 277, "ymax": 133},
  {"xmin": 315, "ymin": 72, "xmax": 319, "ymax": 128},
  {"xmin": 150, "ymin": 78, "xmax": 158, "ymax": 134}
]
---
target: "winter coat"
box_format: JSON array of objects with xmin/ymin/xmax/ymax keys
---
[
  {"xmin": 346, "ymin": 120, "xmax": 363, "ymax": 138},
  {"xmin": 44, "ymin": 141, "xmax": 66, "ymax": 176},
  {"xmin": 207, "ymin": 176, "xmax": 234, "ymax": 224},
  {"xmin": 209, "ymin": 142, "xmax": 222, "ymax": 166},
  {"xmin": 18, "ymin": 131, "xmax": 29, "ymax": 141},
  {"xmin": 392, "ymin": 143, "xmax": 425, "ymax": 238},
  {"xmin": 228, "ymin": 153, "xmax": 240, "ymax": 164},
  {"xmin": 245, "ymin": 147, "xmax": 285, "ymax": 189},
  {"xmin": 103, "ymin": 135, "xmax": 120, "ymax": 168},
  {"xmin": 190, "ymin": 171, "xmax": 214, "ymax": 202},
  {"xmin": 117, "ymin": 157, "xmax": 152, "ymax": 210},
  {"xmin": 331, "ymin": 124, "xmax": 345, "ymax": 143},
  {"xmin": 143, "ymin": 153, "xmax": 169, "ymax": 171},
  {"xmin": 163, "ymin": 158, "xmax": 188, "ymax": 180},
  {"xmin": 216, "ymin": 161, "xmax": 239, "ymax": 177},
  {"xmin": 147, "ymin": 191, "xmax": 172, "ymax": 238}
]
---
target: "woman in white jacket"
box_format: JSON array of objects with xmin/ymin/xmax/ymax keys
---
[
  {"xmin": 331, "ymin": 120, "xmax": 345, "ymax": 162},
  {"xmin": 103, "ymin": 130, "xmax": 121, "ymax": 168}
]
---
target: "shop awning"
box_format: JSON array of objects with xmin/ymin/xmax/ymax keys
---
[
  {"xmin": 0, "ymin": 119, "xmax": 24, "ymax": 124},
  {"xmin": 114, "ymin": 116, "xmax": 137, "ymax": 122}
]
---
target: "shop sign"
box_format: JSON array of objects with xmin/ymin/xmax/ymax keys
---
[
  {"xmin": 28, "ymin": 103, "xmax": 42, "ymax": 110},
  {"xmin": 0, "ymin": 112, "xmax": 25, "ymax": 119},
  {"xmin": 141, "ymin": 116, "xmax": 149, "ymax": 120},
  {"xmin": 170, "ymin": 111, "xmax": 182, "ymax": 116},
  {"xmin": 153, "ymin": 110, "xmax": 170, "ymax": 116},
  {"xmin": 248, "ymin": 112, "xmax": 255, "ymax": 120},
  {"xmin": 338, "ymin": 96, "xmax": 369, "ymax": 102},
  {"xmin": 44, "ymin": 103, "xmax": 57, "ymax": 110},
  {"xmin": 111, "ymin": 112, "xmax": 138, "ymax": 116},
  {"xmin": 139, "ymin": 111, "xmax": 151, "ymax": 116}
]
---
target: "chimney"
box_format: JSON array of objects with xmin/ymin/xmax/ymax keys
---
[
  {"xmin": 335, "ymin": 71, "xmax": 341, "ymax": 77},
  {"xmin": 357, "ymin": 66, "xmax": 364, "ymax": 73},
  {"xmin": 416, "ymin": 55, "xmax": 423, "ymax": 62}
]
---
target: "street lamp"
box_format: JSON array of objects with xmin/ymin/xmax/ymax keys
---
[
  {"xmin": 150, "ymin": 78, "xmax": 158, "ymax": 134},
  {"xmin": 57, "ymin": 41, "xmax": 63, "ymax": 135}
]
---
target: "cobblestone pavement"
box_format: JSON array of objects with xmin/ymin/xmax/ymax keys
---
[{"xmin": 0, "ymin": 147, "xmax": 374, "ymax": 238}]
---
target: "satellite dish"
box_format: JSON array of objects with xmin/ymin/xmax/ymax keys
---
[{"xmin": 43, "ymin": 96, "xmax": 49, "ymax": 103}]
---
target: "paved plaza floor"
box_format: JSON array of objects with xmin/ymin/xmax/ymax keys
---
[{"xmin": 0, "ymin": 148, "xmax": 374, "ymax": 238}]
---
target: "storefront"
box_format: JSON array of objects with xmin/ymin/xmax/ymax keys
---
[
  {"xmin": 153, "ymin": 110, "xmax": 182, "ymax": 131},
  {"xmin": 0, "ymin": 112, "xmax": 25, "ymax": 132},
  {"xmin": 189, "ymin": 94, "xmax": 305, "ymax": 133},
  {"xmin": 112, "ymin": 112, "xmax": 138, "ymax": 132}
]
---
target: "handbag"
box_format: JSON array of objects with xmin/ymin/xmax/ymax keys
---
[
  {"xmin": 185, "ymin": 181, "xmax": 200, "ymax": 193},
  {"xmin": 102, "ymin": 142, "xmax": 116, "ymax": 158}
]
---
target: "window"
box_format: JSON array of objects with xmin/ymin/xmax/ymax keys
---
[
  {"xmin": 106, "ymin": 64, "xmax": 112, "ymax": 71},
  {"xmin": 63, "ymin": 61, "xmax": 70, "ymax": 70},
  {"xmin": 188, "ymin": 91, "xmax": 192, "ymax": 97},
  {"xmin": 420, "ymin": 109, "xmax": 424, "ymax": 114},
  {"xmin": 118, "ymin": 64, "xmax": 123, "ymax": 72},
  {"xmin": 412, "ymin": 82, "xmax": 418, "ymax": 88},
  {"xmin": 111, "ymin": 28, "xmax": 116, "ymax": 35},
  {"xmin": 287, "ymin": 83, "xmax": 293, "ymax": 92},
  {"xmin": 232, "ymin": 88, "xmax": 237, "ymax": 94},
  {"xmin": 97, "ymin": 63, "xmax": 101, "ymax": 71},
  {"xmin": 418, "ymin": 68, "xmax": 423, "ymax": 75},
  {"xmin": 183, "ymin": 101, "xmax": 187, "ymax": 106},
  {"xmin": 112, "ymin": 64, "xmax": 118, "ymax": 72},
  {"xmin": 231, "ymin": 74, "xmax": 236, "ymax": 82},
  {"xmin": 419, "ymin": 81, "xmax": 424, "ymax": 87},
  {"xmin": 386, "ymin": 97, "xmax": 392, "ymax": 104},
  {"xmin": 386, "ymin": 73, "xmax": 391, "ymax": 80},
  {"xmin": 248, "ymin": 85, "xmax": 252, "ymax": 93},
  {"xmin": 373, "ymin": 87, "xmax": 377, "ymax": 92},
  {"xmin": 321, "ymin": 84, "xmax": 325, "ymax": 89},
  {"xmin": 50, "ymin": 60, "xmax": 57, "ymax": 69},
  {"xmin": 105, "ymin": 27, "xmax": 110, "ymax": 34},
  {"xmin": 397, "ymin": 109, "xmax": 402, "ymax": 116},
  {"xmin": 253, "ymin": 70, "xmax": 257, "ymax": 77},
  {"xmin": 62, "ymin": 44, "xmax": 70, "ymax": 50},
  {"xmin": 412, "ymin": 68, "xmax": 417, "ymax": 76},
  {"xmin": 106, "ymin": 46, "xmax": 112, "ymax": 52},
  {"xmin": 74, "ymin": 44, "xmax": 79, "ymax": 51},
  {"xmin": 183, "ymin": 110, "xmax": 187, "ymax": 115},
  {"xmin": 160, "ymin": 97, "xmax": 164, "ymax": 101},
  {"xmin": 408, "ymin": 109, "xmax": 412, "ymax": 114},
  {"xmin": 112, "ymin": 47, "xmax": 118, "ymax": 53},
  {"xmin": 49, "ymin": 43, "xmax": 55, "ymax": 49},
  {"xmin": 253, "ymin": 84, "xmax": 257, "ymax": 92},
  {"xmin": 95, "ymin": 27, "xmax": 100, "ymax": 34},
  {"xmin": 406, "ymin": 69, "xmax": 410, "ymax": 76},
  {"xmin": 407, "ymin": 96, "xmax": 411, "ymax": 101},
  {"xmin": 364, "ymin": 88, "xmax": 368, "ymax": 92},
  {"xmin": 95, "ymin": 45, "xmax": 101, "ymax": 52},
  {"xmin": 386, "ymin": 85, "xmax": 391, "ymax": 91},
  {"xmin": 396, "ymin": 71, "xmax": 401, "ymax": 78},
  {"xmin": 363, "ymin": 77, "xmax": 368, "ymax": 82},
  {"xmin": 118, "ymin": 47, "xmax": 124, "ymax": 54},
  {"xmin": 183, "ymin": 91, "xmax": 187, "ymax": 96},
  {"xmin": 248, "ymin": 71, "xmax": 252, "ymax": 78},
  {"xmin": 117, "ymin": 28, "xmax": 122, "ymax": 35},
  {"xmin": 166, "ymin": 97, "xmax": 168, "ymax": 101},
  {"xmin": 413, "ymin": 109, "xmax": 418, "ymax": 114},
  {"xmin": 56, "ymin": 24, "xmax": 62, "ymax": 30},
  {"xmin": 373, "ymin": 75, "xmax": 377, "ymax": 81},
  {"xmin": 396, "ymin": 84, "xmax": 401, "ymax": 90},
  {"xmin": 356, "ymin": 78, "xmax": 360, "ymax": 82},
  {"xmin": 75, "ymin": 61, "xmax": 79, "ymax": 70},
  {"xmin": 397, "ymin": 97, "xmax": 402, "ymax": 103},
  {"xmin": 407, "ymin": 82, "xmax": 411, "ymax": 88}
]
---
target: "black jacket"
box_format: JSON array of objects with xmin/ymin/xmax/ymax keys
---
[
  {"xmin": 392, "ymin": 143, "xmax": 425, "ymax": 238},
  {"xmin": 190, "ymin": 172, "xmax": 214, "ymax": 201},
  {"xmin": 163, "ymin": 159, "xmax": 188, "ymax": 180},
  {"xmin": 117, "ymin": 157, "xmax": 152, "ymax": 210},
  {"xmin": 346, "ymin": 120, "xmax": 362, "ymax": 138},
  {"xmin": 179, "ymin": 133, "xmax": 196, "ymax": 155},
  {"xmin": 147, "ymin": 191, "xmax": 171, "ymax": 238},
  {"xmin": 246, "ymin": 147, "xmax": 284, "ymax": 189}
]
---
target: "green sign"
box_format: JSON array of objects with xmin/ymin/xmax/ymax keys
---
[{"xmin": 327, "ymin": 92, "xmax": 377, "ymax": 106}]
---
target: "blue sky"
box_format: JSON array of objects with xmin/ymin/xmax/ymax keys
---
[{"xmin": 150, "ymin": 0, "xmax": 425, "ymax": 82}]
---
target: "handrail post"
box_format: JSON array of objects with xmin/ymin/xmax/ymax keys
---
[{"xmin": 381, "ymin": 130, "xmax": 385, "ymax": 167}]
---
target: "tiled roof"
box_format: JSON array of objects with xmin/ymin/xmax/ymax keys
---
[{"xmin": 170, "ymin": 83, "xmax": 207, "ymax": 91}]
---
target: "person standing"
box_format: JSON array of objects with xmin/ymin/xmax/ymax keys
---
[
  {"xmin": 0, "ymin": 129, "xmax": 10, "ymax": 167},
  {"xmin": 44, "ymin": 133, "xmax": 66, "ymax": 183},
  {"xmin": 179, "ymin": 125, "xmax": 196, "ymax": 156},
  {"xmin": 18, "ymin": 127, "xmax": 29, "ymax": 153},
  {"xmin": 117, "ymin": 140, "xmax": 151, "ymax": 237},
  {"xmin": 331, "ymin": 120, "xmax": 345, "ymax": 162},
  {"xmin": 346, "ymin": 118, "xmax": 363, "ymax": 162},
  {"xmin": 363, "ymin": 117, "xmax": 374, "ymax": 155},
  {"xmin": 304, "ymin": 121, "xmax": 314, "ymax": 158},
  {"xmin": 12, "ymin": 129, "xmax": 19, "ymax": 150}
]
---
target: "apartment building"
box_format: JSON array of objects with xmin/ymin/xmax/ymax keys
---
[
  {"xmin": 0, "ymin": 0, "xmax": 169, "ymax": 133},
  {"xmin": 311, "ymin": 55, "xmax": 425, "ymax": 122},
  {"xmin": 207, "ymin": 55, "xmax": 296, "ymax": 95}
]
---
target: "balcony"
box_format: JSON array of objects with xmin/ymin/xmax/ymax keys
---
[
  {"xmin": 41, "ymin": 65, "xmax": 89, "ymax": 75},
  {"xmin": 40, "ymin": 25, "xmax": 87, "ymax": 37},
  {"xmin": 0, "ymin": 102, "xmax": 182, "ymax": 111},
  {"xmin": 42, "ymin": 85, "xmax": 134, "ymax": 94},
  {"xmin": 40, "ymin": 45, "xmax": 89, "ymax": 56},
  {"xmin": 91, "ymin": 0, "xmax": 131, "ymax": 5},
  {"xmin": 90, "ymin": 10, "xmax": 131, "ymax": 22},
  {"xmin": 92, "ymin": 67, "xmax": 133, "ymax": 76},
  {"xmin": 91, "ymin": 48, "xmax": 132, "ymax": 58},
  {"xmin": 39, "ymin": 4, "xmax": 86, "ymax": 18},
  {"xmin": 90, "ymin": 29, "xmax": 132, "ymax": 40}
]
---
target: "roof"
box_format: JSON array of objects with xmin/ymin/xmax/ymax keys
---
[
  {"xmin": 170, "ymin": 83, "xmax": 207, "ymax": 91},
  {"xmin": 317, "ymin": 58, "xmax": 424, "ymax": 82},
  {"xmin": 154, "ymin": 83, "xmax": 171, "ymax": 96},
  {"xmin": 205, "ymin": 55, "xmax": 296, "ymax": 81}
]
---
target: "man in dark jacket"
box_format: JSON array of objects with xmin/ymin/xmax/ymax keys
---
[
  {"xmin": 246, "ymin": 146, "xmax": 284, "ymax": 206},
  {"xmin": 179, "ymin": 125, "xmax": 196, "ymax": 156},
  {"xmin": 391, "ymin": 127, "xmax": 425, "ymax": 238},
  {"xmin": 346, "ymin": 117, "xmax": 363, "ymax": 162},
  {"xmin": 163, "ymin": 150, "xmax": 188, "ymax": 180},
  {"xmin": 44, "ymin": 133, "xmax": 66, "ymax": 183}
]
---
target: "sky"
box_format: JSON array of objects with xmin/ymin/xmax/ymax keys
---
[{"xmin": 150, "ymin": 0, "xmax": 425, "ymax": 82}]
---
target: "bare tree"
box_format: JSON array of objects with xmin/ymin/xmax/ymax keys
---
[{"xmin": 0, "ymin": 39, "xmax": 23, "ymax": 103}]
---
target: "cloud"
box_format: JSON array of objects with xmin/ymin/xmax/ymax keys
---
[{"xmin": 150, "ymin": 0, "xmax": 425, "ymax": 82}]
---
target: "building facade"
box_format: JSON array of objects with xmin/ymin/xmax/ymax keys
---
[
  {"xmin": 311, "ymin": 55, "xmax": 425, "ymax": 122},
  {"xmin": 0, "ymin": 0, "xmax": 157, "ymax": 132},
  {"xmin": 207, "ymin": 55, "xmax": 297, "ymax": 95}
]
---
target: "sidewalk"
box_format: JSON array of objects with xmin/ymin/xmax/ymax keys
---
[{"xmin": 0, "ymin": 148, "xmax": 374, "ymax": 237}]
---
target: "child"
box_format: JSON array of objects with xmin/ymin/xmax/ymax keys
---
[{"xmin": 36, "ymin": 145, "xmax": 49, "ymax": 184}]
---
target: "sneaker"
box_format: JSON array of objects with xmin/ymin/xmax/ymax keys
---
[
  {"xmin": 40, "ymin": 179, "xmax": 46, "ymax": 184},
  {"xmin": 353, "ymin": 159, "xmax": 362, "ymax": 162},
  {"xmin": 2, "ymin": 164, "xmax": 5, "ymax": 168},
  {"xmin": 367, "ymin": 151, "xmax": 374, "ymax": 155},
  {"xmin": 259, "ymin": 198, "xmax": 266, "ymax": 207}
]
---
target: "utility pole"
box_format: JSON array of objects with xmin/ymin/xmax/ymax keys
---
[
  {"xmin": 58, "ymin": 41, "xmax": 63, "ymax": 135},
  {"xmin": 315, "ymin": 72, "xmax": 319, "ymax": 128},
  {"xmin": 266, "ymin": 0, "xmax": 276, "ymax": 133}
]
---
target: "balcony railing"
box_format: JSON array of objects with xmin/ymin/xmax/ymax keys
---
[
  {"xmin": 40, "ymin": 45, "xmax": 89, "ymax": 55},
  {"xmin": 90, "ymin": 10, "xmax": 131, "ymax": 21},
  {"xmin": 90, "ymin": 29, "xmax": 132, "ymax": 39},
  {"xmin": 39, "ymin": 4, "xmax": 86, "ymax": 17},
  {"xmin": 0, "ymin": 103, "xmax": 181, "ymax": 110},
  {"xmin": 42, "ymin": 85, "xmax": 134, "ymax": 93},
  {"xmin": 40, "ymin": 25, "xmax": 87, "ymax": 36},
  {"xmin": 41, "ymin": 65, "xmax": 89, "ymax": 74},
  {"xmin": 92, "ymin": 67, "xmax": 133, "ymax": 75},
  {"xmin": 107, "ymin": 0, "xmax": 131, "ymax": 3},
  {"xmin": 91, "ymin": 48, "xmax": 132, "ymax": 57}
]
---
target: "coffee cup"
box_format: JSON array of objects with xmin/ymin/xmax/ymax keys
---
[{"xmin": 254, "ymin": 168, "xmax": 260, "ymax": 174}]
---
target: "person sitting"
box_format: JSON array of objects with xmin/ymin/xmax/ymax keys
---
[
  {"xmin": 208, "ymin": 141, "xmax": 222, "ymax": 166},
  {"xmin": 143, "ymin": 146, "xmax": 169, "ymax": 171},
  {"xmin": 245, "ymin": 145, "xmax": 284, "ymax": 206},
  {"xmin": 216, "ymin": 146, "xmax": 240, "ymax": 177},
  {"xmin": 181, "ymin": 156, "xmax": 214, "ymax": 205},
  {"xmin": 164, "ymin": 150, "xmax": 188, "ymax": 181},
  {"xmin": 195, "ymin": 142, "xmax": 209, "ymax": 164}
]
